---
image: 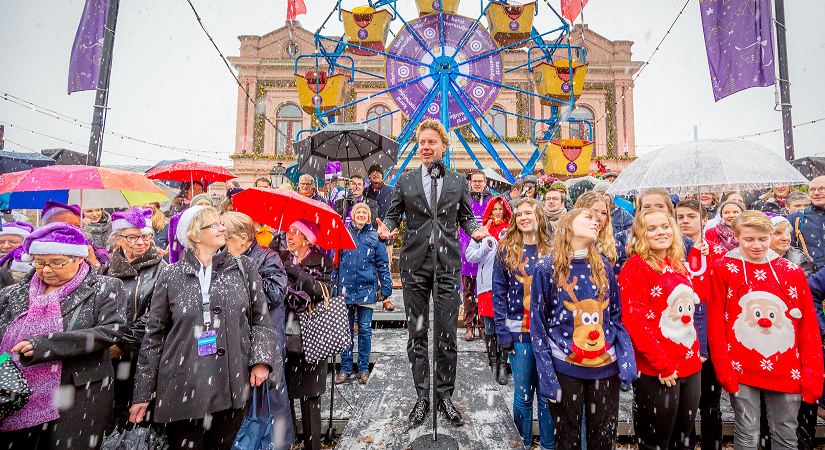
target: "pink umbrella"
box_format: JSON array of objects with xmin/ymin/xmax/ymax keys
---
[{"xmin": 145, "ymin": 161, "xmax": 235, "ymax": 184}]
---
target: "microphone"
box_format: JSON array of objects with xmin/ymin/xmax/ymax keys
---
[
  {"xmin": 428, "ymin": 159, "xmax": 447, "ymax": 180},
  {"xmin": 520, "ymin": 182, "xmax": 535, "ymax": 198}
]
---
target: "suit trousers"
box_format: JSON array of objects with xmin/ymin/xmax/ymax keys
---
[{"xmin": 401, "ymin": 246, "xmax": 460, "ymax": 400}]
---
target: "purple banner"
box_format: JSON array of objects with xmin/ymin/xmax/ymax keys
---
[
  {"xmin": 67, "ymin": 0, "xmax": 110, "ymax": 95},
  {"xmin": 700, "ymin": 0, "xmax": 775, "ymax": 102}
]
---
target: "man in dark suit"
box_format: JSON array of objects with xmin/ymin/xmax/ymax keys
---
[{"xmin": 377, "ymin": 119, "xmax": 488, "ymax": 428}]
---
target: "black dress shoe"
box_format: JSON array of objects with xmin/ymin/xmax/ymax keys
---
[
  {"xmin": 438, "ymin": 398, "xmax": 464, "ymax": 426},
  {"xmin": 409, "ymin": 398, "xmax": 430, "ymax": 428}
]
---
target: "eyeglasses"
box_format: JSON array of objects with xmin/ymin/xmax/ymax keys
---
[
  {"xmin": 809, "ymin": 187, "xmax": 825, "ymax": 193},
  {"xmin": 119, "ymin": 234, "xmax": 155, "ymax": 244},
  {"xmin": 33, "ymin": 258, "xmax": 75, "ymax": 270},
  {"xmin": 287, "ymin": 229, "xmax": 303, "ymax": 236},
  {"xmin": 0, "ymin": 239, "xmax": 23, "ymax": 246},
  {"xmin": 200, "ymin": 222, "xmax": 225, "ymax": 230},
  {"xmin": 298, "ymin": 182, "xmax": 312, "ymax": 187}
]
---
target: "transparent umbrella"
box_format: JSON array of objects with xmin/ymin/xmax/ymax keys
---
[{"xmin": 605, "ymin": 139, "xmax": 809, "ymax": 197}]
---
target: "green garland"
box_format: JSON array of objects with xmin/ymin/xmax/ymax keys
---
[
  {"xmin": 582, "ymin": 83, "xmax": 617, "ymax": 157},
  {"xmin": 230, "ymin": 154, "xmax": 296, "ymax": 160}
]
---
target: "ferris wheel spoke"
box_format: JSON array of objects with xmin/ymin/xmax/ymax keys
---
[
  {"xmin": 317, "ymin": 35, "xmax": 429, "ymax": 68},
  {"xmin": 386, "ymin": 2, "xmax": 438, "ymax": 61},
  {"xmin": 460, "ymin": 72, "xmax": 571, "ymax": 107},
  {"xmin": 319, "ymin": 72, "xmax": 436, "ymax": 118},
  {"xmin": 456, "ymin": 26, "xmax": 564, "ymax": 68},
  {"xmin": 452, "ymin": 1, "xmax": 493, "ymax": 59}
]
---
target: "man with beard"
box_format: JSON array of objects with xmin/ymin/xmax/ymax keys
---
[{"xmin": 708, "ymin": 210, "xmax": 824, "ymax": 450}]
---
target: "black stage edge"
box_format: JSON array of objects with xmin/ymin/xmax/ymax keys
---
[{"xmin": 407, "ymin": 434, "xmax": 459, "ymax": 450}]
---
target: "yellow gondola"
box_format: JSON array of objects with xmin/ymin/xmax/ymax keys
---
[
  {"xmin": 533, "ymin": 60, "xmax": 588, "ymax": 105},
  {"xmin": 342, "ymin": 7, "xmax": 393, "ymax": 56},
  {"xmin": 294, "ymin": 71, "xmax": 351, "ymax": 115},
  {"xmin": 415, "ymin": 0, "xmax": 460, "ymax": 16},
  {"xmin": 542, "ymin": 139, "xmax": 594, "ymax": 176},
  {"xmin": 485, "ymin": 1, "xmax": 536, "ymax": 48}
]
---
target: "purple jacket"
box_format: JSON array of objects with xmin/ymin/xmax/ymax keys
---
[{"xmin": 460, "ymin": 190, "xmax": 493, "ymax": 277}]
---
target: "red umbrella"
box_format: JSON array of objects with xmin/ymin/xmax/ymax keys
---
[
  {"xmin": 232, "ymin": 187, "xmax": 356, "ymax": 250},
  {"xmin": 144, "ymin": 161, "xmax": 235, "ymax": 183}
]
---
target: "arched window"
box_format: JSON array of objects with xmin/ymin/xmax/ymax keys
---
[
  {"xmin": 366, "ymin": 104, "xmax": 392, "ymax": 135},
  {"xmin": 276, "ymin": 103, "xmax": 302, "ymax": 156},
  {"xmin": 568, "ymin": 106, "xmax": 594, "ymax": 141},
  {"xmin": 480, "ymin": 106, "xmax": 506, "ymax": 139}
]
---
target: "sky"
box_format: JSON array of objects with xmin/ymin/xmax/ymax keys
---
[{"xmin": 0, "ymin": 0, "xmax": 823, "ymax": 167}]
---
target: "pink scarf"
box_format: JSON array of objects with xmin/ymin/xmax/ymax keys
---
[
  {"xmin": 0, "ymin": 262, "xmax": 90, "ymax": 431},
  {"xmin": 714, "ymin": 222, "xmax": 739, "ymax": 251}
]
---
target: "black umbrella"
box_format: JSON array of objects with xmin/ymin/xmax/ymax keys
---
[
  {"xmin": 790, "ymin": 156, "xmax": 825, "ymax": 181},
  {"xmin": 41, "ymin": 148, "xmax": 88, "ymax": 165},
  {"xmin": 292, "ymin": 123, "xmax": 399, "ymax": 178},
  {"xmin": 0, "ymin": 150, "xmax": 55, "ymax": 174}
]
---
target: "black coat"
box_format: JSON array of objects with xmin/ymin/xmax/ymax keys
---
[
  {"xmin": 279, "ymin": 247, "xmax": 333, "ymax": 399},
  {"xmin": 783, "ymin": 246, "xmax": 817, "ymax": 278},
  {"xmin": 365, "ymin": 183, "xmax": 394, "ymax": 221},
  {"xmin": 0, "ymin": 258, "xmax": 13, "ymax": 290},
  {"xmin": 133, "ymin": 249, "xmax": 279, "ymax": 423},
  {"xmin": 0, "ymin": 267, "xmax": 126, "ymax": 447},
  {"xmin": 383, "ymin": 166, "xmax": 479, "ymax": 273}
]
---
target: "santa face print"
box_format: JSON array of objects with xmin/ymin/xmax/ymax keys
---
[
  {"xmin": 732, "ymin": 291, "xmax": 796, "ymax": 358},
  {"xmin": 738, "ymin": 227, "xmax": 771, "ymax": 261},
  {"xmin": 659, "ymin": 284, "xmax": 699, "ymax": 348}
]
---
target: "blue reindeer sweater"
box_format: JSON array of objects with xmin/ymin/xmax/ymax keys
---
[
  {"xmin": 530, "ymin": 254, "xmax": 637, "ymax": 402},
  {"xmin": 492, "ymin": 244, "xmax": 540, "ymax": 345}
]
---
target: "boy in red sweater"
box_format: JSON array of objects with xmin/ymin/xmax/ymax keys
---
[{"xmin": 708, "ymin": 210, "xmax": 824, "ymax": 450}]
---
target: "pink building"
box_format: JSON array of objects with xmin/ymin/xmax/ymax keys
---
[{"xmin": 228, "ymin": 21, "xmax": 642, "ymax": 186}]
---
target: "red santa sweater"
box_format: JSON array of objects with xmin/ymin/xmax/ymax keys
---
[
  {"xmin": 688, "ymin": 240, "xmax": 727, "ymax": 301},
  {"xmin": 620, "ymin": 254, "xmax": 703, "ymax": 379},
  {"xmin": 707, "ymin": 249, "xmax": 824, "ymax": 402}
]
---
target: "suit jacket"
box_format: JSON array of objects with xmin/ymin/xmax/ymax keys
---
[{"xmin": 384, "ymin": 165, "xmax": 479, "ymax": 273}]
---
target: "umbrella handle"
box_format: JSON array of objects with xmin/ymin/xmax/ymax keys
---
[{"xmin": 688, "ymin": 252, "xmax": 707, "ymax": 277}]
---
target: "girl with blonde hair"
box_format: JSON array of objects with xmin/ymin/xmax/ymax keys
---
[{"xmin": 574, "ymin": 191, "xmax": 619, "ymax": 271}]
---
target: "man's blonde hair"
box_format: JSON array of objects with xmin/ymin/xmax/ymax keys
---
[
  {"xmin": 416, "ymin": 119, "xmax": 451, "ymax": 147},
  {"xmin": 732, "ymin": 210, "xmax": 774, "ymax": 236}
]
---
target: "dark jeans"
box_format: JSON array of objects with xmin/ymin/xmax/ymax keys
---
[
  {"xmin": 290, "ymin": 396, "xmax": 322, "ymax": 450},
  {"xmin": 340, "ymin": 305, "xmax": 374, "ymax": 374},
  {"xmin": 687, "ymin": 359, "xmax": 723, "ymax": 450},
  {"xmin": 163, "ymin": 408, "xmax": 245, "ymax": 450},
  {"xmin": 633, "ymin": 371, "xmax": 701, "ymax": 450},
  {"xmin": 548, "ymin": 372, "xmax": 619, "ymax": 450},
  {"xmin": 401, "ymin": 248, "xmax": 460, "ymax": 400},
  {"xmin": 461, "ymin": 275, "xmax": 478, "ymax": 329}
]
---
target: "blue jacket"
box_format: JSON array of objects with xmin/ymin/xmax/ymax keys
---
[
  {"xmin": 807, "ymin": 265, "xmax": 825, "ymax": 339},
  {"xmin": 365, "ymin": 183, "xmax": 394, "ymax": 221},
  {"xmin": 788, "ymin": 204, "xmax": 825, "ymax": 270},
  {"xmin": 610, "ymin": 207, "xmax": 633, "ymax": 234},
  {"xmin": 337, "ymin": 222, "xmax": 392, "ymax": 304},
  {"xmin": 530, "ymin": 255, "xmax": 636, "ymax": 401}
]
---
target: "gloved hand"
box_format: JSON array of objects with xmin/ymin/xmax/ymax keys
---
[{"xmin": 283, "ymin": 260, "xmax": 304, "ymax": 280}]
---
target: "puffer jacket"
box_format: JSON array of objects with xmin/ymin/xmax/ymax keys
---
[
  {"xmin": 84, "ymin": 211, "xmax": 112, "ymax": 250},
  {"xmin": 610, "ymin": 206, "xmax": 634, "ymax": 234},
  {"xmin": 465, "ymin": 196, "xmax": 512, "ymax": 296},
  {"xmin": 752, "ymin": 196, "xmax": 788, "ymax": 216},
  {"xmin": 133, "ymin": 248, "xmax": 279, "ymax": 423},
  {"xmin": 337, "ymin": 223, "xmax": 392, "ymax": 305}
]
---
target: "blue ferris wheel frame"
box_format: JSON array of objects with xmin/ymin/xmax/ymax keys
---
[{"xmin": 293, "ymin": 0, "xmax": 594, "ymax": 186}]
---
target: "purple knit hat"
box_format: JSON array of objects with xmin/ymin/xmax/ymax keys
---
[
  {"xmin": 41, "ymin": 201, "xmax": 81, "ymax": 223},
  {"xmin": 111, "ymin": 207, "xmax": 153, "ymax": 234},
  {"xmin": 0, "ymin": 222, "xmax": 34, "ymax": 238},
  {"xmin": 168, "ymin": 206, "xmax": 206, "ymax": 264},
  {"xmin": 21, "ymin": 222, "xmax": 89, "ymax": 261}
]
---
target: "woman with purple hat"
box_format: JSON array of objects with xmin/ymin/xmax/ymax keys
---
[
  {"xmin": 99, "ymin": 206, "xmax": 167, "ymax": 427},
  {"xmin": 0, "ymin": 222, "xmax": 34, "ymax": 288},
  {"xmin": 129, "ymin": 206, "xmax": 278, "ymax": 449},
  {"xmin": 0, "ymin": 222, "xmax": 126, "ymax": 448},
  {"xmin": 279, "ymin": 218, "xmax": 333, "ymax": 450}
]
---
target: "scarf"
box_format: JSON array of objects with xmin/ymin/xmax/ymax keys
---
[
  {"xmin": 300, "ymin": 190, "xmax": 314, "ymax": 198},
  {"xmin": 470, "ymin": 189, "xmax": 490, "ymax": 203},
  {"xmin": 0, "ymin": 262, "xmax": 90, "ymax": 431},
  {"xmin": 570, "ymin": 342, "xmax": 611, "ymax": 363},
  {"xmin": 545, "ymin": 207, "xmax": 566, "ymax": 223},
  {"xmin": 775, "ymin": 195, "xmax": 787, "ymax": 208},
  {"xmin": 714, "ymin": 222, "xmax": 739, "ymax": 251},
  {"xmin": 369, "ymin": 182, "xmax": 384, "ymax": 194},
  {"xmin": 107, "ymin": 245, "xmax": 163, "ymax": 279}
]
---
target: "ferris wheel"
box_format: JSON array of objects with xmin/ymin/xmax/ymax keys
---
[{"xmin": 292, "ymin": 0, "xmax": 592, "ymax": 184}]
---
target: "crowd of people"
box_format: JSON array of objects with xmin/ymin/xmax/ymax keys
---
[{"xmin": 0, "ymin": 118, "xmax": 823, "ymax": 450}]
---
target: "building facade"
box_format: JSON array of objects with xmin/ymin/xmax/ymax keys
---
[{"xmin": 228, "ymin": 21, "xmax": 642, "ymax": 186}]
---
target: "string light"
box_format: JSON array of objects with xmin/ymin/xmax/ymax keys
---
[
  {"xmin": 2, "ymin": 139, "xmax": 37, "ymax": 153},
  {"xmin": 635, "ymin": 116, "xmax": 824, "ymax": 149},
  {"xmin": 2, "ymin": 91, "xmax": 230, "ymax": 158}
]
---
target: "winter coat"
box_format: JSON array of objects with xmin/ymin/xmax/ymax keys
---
[
  {"xmin": 365, "ymin": 182, "xmax": 394, "ymax": 221},
  {"xmin": 99, "ymin": 245, "xmax": 167, "ymax": 356},
  {"xmin": 0, "ymin": 258, "xmax": 14, "ymax": 290},
  {"xmin": 243, "ymin": 243, "xmax": 288, "ymax": 310},
  {"xmin": 807, "ymin": 266, "xmax": 825, "ymax": 338},
  {"xmin": 84, "ymin": 211, "xmax": 112, "ymax": 250},
  {"xmin": 154, "ymin": 222, "xmax": 169, "ymax": 250},
  {"xmin": 610, "ymin": 206, "xmax": 633, "ymax": 234},
  {"xmin": 0, "ymin": 268, "xmax": 126, "ymax": 443},
  {"xmin": 788, "ymin": 204, "xmax": 825, "ymax": 269},
  {"xmin": 465, "ymin": 197, "xmax": 512, "ymax": 301},
  {"xmin": 752, "ymin": 196, "xmax": 788, "ymax": 216},
  {"xmin": 531, "ymin": 255, "xmax": 636, "ymax": 401},
  {"xmin": 280, "ymin": 247, "xmax": 334, "ymax": 399},
  {"xmin": 782, "ymin": 246, "xmax": 816, "ymax": 278},
  {"xmin": 460, "ymin": 189, "xmax": 494, "ymax": 277},
  {"xmin": 337, "ymin": 223, "xmax": 392, "ymax": 305},
  {"xmin": 708, "ymin": 248, "xmax": 824, "ymax": 402},
  {"xmin": 133, "ymin": 248, "xmax": 279, "ymax": 423},
  {"xmin": 301, "ymin": 188, "xmax": 326, "ymax": 204}
]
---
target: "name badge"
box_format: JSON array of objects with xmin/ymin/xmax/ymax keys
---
[{"xmin": 197, "ymin": 329, "xmax": 217, "ymax": 356}]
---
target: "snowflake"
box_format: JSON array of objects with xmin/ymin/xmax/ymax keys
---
[
  {"xmin": 732, "ymin": 360, "xmax": 742, "ymax": 372},
  {"xmin": 685, "ymin": 350, "xmax": 694, "ymax": 359},
  {"xmin": 788, "ymin": 287, "xmax": 798, "ymax": 299},
  {"xmin": 726, "ymin": 263, "xmax": 739, "ymax": 274},
  {"xmin": 753, "ymin": 269, "xmax": 767, "ymax": 281},
  {"xmin": 651, "ymin": 286, "xmax": 663, "ymax": 298},
  {"xmin": 760, "ymin": 359, "xmax": 773, "ymax": 371},
  {"xmin": 727, "ymin": 288, "xmax": 734, "ymax": 298},
  {"xmin": 646, "ymin": 310, "xmax": 656, "ymax": 320},
  {"xmin": 663, "ymin": 266, "xmax": 674, "ymax": 274},
  {"xmin": 791, "ymin": 369, "xmax": 801, "ymax": 380},
  {"xmin": 727, "ymin": 343, "xmax": 732, "ymax": 352},
  {"xmin": 713, "ymin": 245, "xmax": 726, "ymax": 255},
  {"xmin": 725, "ymin": 312, "xmax": 729, "ymax": 322}
]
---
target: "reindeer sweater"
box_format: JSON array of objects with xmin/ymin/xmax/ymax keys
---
[
  {"xmin": 707, "ymin": 249, "xmax": 824, "ymax": 402},
  {"xmin": 492, "ymin": 244, "xmax": 540, "ymax": 345},
  {"xmin": 619, "ymin": 254, "xmax": 704, "ymax": 379},
  {"xmin": 530, "ymin": 255, "xmax": 636, "ymax": 401}
]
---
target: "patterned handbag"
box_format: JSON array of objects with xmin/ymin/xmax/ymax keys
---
[
  {"xmin": 298, "ymin": 282, "xmax": 351, "ymax": 365},
  {"xmin": 0, "ymin": 353, "xmax": 31, "ymax": 422}
]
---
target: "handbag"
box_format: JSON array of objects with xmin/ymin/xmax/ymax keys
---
[
  {"xmin": 232, "ymin": 382, "xmax": 275, "ymax": 450},
  {"xmin": 0, "ymin": 352, "xmax": 31, "ymax": 422},
  {"xmin": 298, "ymin": 282, "xmax": 351, "ymax": 365},
  {"xmin": 100, "ymin": 424, "xmax": 169, "ymax": 450}
]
